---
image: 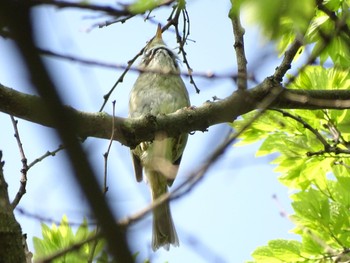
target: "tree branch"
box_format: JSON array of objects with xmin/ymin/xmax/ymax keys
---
[
  {"xmin": 2, "ymin": 81, "xmax": 350, "ymax": 148},
  {"xmin": 10, "ymin": 116, "xmax": 29, "ymax": 209},
  {"xmin": 28, "ymin": 0, "xmax": 176, "ymax": 16},
  {"xmin": 273, "ymin": 39, "xmax": 303, "ymax": 82},
  {"xmin": 229, "ymin": 3, "xmax": 248, "ymax": 90}
]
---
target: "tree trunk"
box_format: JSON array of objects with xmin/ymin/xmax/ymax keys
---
[{"xmin": 0, "ymin": 151, "xmax": 27, "ymax": 263}]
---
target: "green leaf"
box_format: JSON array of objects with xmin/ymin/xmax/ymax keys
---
[
  {"xmin": 242, "ymin": 0, "xmax": 314, "ymax": 40},
  {"xmin": 289, "ymin": 66, "xmax": 350, "ymax": 91},
  {"xmin": 251, "ymin": 240, "xmax": 304, "ymax": 262},
  {"xmin": 128, "ymin": 0, "xmax": 160, "ymax": 13}
]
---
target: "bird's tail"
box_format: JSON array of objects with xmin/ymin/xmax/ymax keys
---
[
  {"xmin": 147, "ymin": 170, "xmax": 179, "ymax": 251},
  {"xmin": 152, "ymin": 196, "xmax": 179, "ymax": 251}
]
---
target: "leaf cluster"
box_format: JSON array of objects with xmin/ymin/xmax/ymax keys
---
[
  {"xmin": 33, "ymin": 215, "xmax": 107, "ymax": 263},
  {"xmin": 235, "ymin": 0, "xmax": 350, "ymax": 68},
  {"xmin": 231, "ymin": 3, "xmax": 350, "ymax": 258}
]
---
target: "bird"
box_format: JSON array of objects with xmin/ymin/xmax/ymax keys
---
[{"xmin": 128, "ymin": 24, "xmax": 190, "ymax": 251}]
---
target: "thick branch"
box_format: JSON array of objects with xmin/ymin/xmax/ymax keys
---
[{"xmin": 2, "ymin": 81, "xmax": 350, "ymax": 148}]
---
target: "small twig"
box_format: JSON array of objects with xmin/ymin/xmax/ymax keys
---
[
  {"xmin": 272, "ymin": 109, "xmax": 330, "ymax": 149},
  {"xmin": 98, "ymin": 49, "xmax": 143, "ymax": 112},
  {"xmin": 306, "ymin": 148, "xmax": 350, "ymax": 156},
  {"xmin": 88, "ymin": 101, "xmax": 116, "ymax": 262},
  {"xmin": 29, "ymin": 0, "xmax": 132, "ymax": 16},
  {"xmin": 16, "ymin": 207, "xmax": 97, "ymax": 226},
  {"xmin": 102, "ymin": 101, "xmax": 116, "ymax": 194},
  {"xmin": 273, "ymin": 39, "xmax": 303, "ymax": 82},
  {"xmin": 10, "ymin": 116, "xmax": 29, "ymax": 209},
  {"xmin": 170, "ymin": 5, "xmax": 200, "ymax": 93},
  {"xmin": 284, "ymin": 27, "xmax": 338, "ymax": 87},
  {"xmin": 86, "ymin": 14, "xmax": 136, "ymax": 32},
  {"xmin": 180, "ymin": 10, "xmax": 200, "ymax": 94},
  {"xmin": 27, "ymin": 144, "xmax": 64, "ymax": 169},
  {"xmin": 230, "ymin": 5, "xmax": 248, "ymax": 90},
  {"xmin": 38, "ymin": 47, "xmax": 243, "ymax": 81}
]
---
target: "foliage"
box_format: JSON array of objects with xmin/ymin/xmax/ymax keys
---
[
  {"xmin": 237, "ymin": 0, "xmax": 350, "ymax": 67},
  {"xmin": 232, "ymin": 0, "xmax": 350, "ymax": 260},
  {"xmin": 33, "ymin": 215, "xmax": 107, "ymax": 263}
]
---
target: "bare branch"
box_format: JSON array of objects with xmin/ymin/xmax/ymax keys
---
[
  {"xmin": 170, "ymin": 7, "xmax": 200, "ymax": 93},
  {"xmin": 16, "ymin": 207, "xmax": 96, "ymax": 226},
  {"xmin": 38, "ymin": 47, "xmax": 245, "ymax": 81},
  {"xmin": 10, "ymin": 116, "xmax": 29, "ymax": 209},
  {"xmin": 29, "ymin": 0, "xmax": 177, "ymax": 16},
  {"xmin": 27, "ymin": 145, "xmax": 64, "ymax": 169},
  {"xmin": 98, "ymin": 48, "xmax": 143, "ymax": 112},
  {"xmin": 29, "ymin": 0, "xmax": 131, "ymax": 15},
  {"xmin": 102, "ymin": 101, "xmax": 117, "ymax": 194}
]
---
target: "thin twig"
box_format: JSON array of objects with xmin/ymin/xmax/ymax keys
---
[
  {"xmin": 16, "ymin": 207, "xmax": 97, "ymax": 226},
  {"xmin": 38, "ymin": 47, "xmax": 243, "ymax": 81},
  {"xmin": 98, "ymin": 49, "xmax": 143, "ymax": 112},
  {"xmin": 29, "ymin": 0, "xmax": 177, "ymax": 17},
  {"xmin": 272, "ymin": 109, "xmax": 350, "ymax": 156},
  {"xmin": 273, "ymin": 39, "xmax": 303, "ymax": 82},
  {"xmin": 29, "ymin": 0, "xmax": 132, "ymax": 16},
  {"xmin": 103, "ymin": 101, "xmax": 116, "ymax": 194},
  {"xmin": 27, "ymin": 145, "xmax": 64, "ymax": 169},
  {"xmin": 272, "ymin": 109, "xmax": 330, "ymax": 148},
  {"xmin": 10, "ymin": 116, "xmax": 29, "ymax": 209},
  {"xmin": 171, "ymin": 7, "xmax": 200, "ymax": 93},
  {"xmin": 284, "ymin": 27, "xmax": 340, "ymax": 87},
  {"xmin": 86, "ymin": 14, "xmax": 136, "ymax": 32},
  {"xmin": 88, "ymin": 101, "xmax": 116, "ymax": 261}
]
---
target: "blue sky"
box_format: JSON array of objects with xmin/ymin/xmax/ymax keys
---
[{"xmin": 0, "ymin": 1, "xmax": 298, "ymax": 262}]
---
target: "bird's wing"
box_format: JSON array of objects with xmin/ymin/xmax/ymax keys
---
[{"xmin": 131, "ymin": 152, "xmax": 143, "ymax": 182}]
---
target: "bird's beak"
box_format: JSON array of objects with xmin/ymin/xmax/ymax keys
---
[{"xmin": 156, "ymin": 24, "xmax": 163, "ymax": 40}]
